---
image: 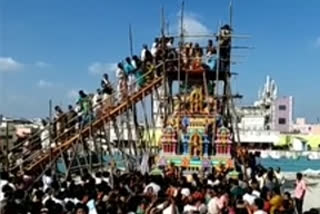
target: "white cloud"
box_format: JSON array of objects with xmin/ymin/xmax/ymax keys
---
[
  {"xmin": 0, "ymin": 57, "xmax": 23, "ymax": 72},
  {"xmin": 67, "ymin": 89, "xmax": 78, "ymax": 100},
  {"xmin": 88, "ymin": 62, "xmax": 117, "ymax": 75},
  {"xmin": 178, "ymin": 13, "xmax": 212, "ymax": 43},
  {"xmin": 35, "ymin": 61, "xmax": 50, "ymax": 68},
  {"xmin": 37, "ymin": 79, "xmax": 53, "ymax": 88},
  {"xmin": 315, "ymin": 37, "xmax": 320, "ymax": 48}
]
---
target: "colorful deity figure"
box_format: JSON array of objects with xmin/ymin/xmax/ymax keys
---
[
  {"xmin": 215, "ymin": 126, "xmax": 232, "ymax": 155},
  {"xmin": 171, "ymin": 136, "xmax": 178, "ymax": 154},
  {"xmin": 203, "ymin": 134, "xmax": 210, "ymax": 156},
  {"xmin": 190, "ymin": 88, "xmax": 203, "ymax": 113},
  {"xmin": 182, "ymin": 116, "xmax": 190, "ymax": 133},
  {"xmin": 161, "ymin": 125, "xmax": 178, "ymax": 154},
  {"xmin": 190, "ymin": 132, "xmax": 202, "ymax": 157},
  {"xmin": 181, "ymin": 133, "xmax": 189, "ymax": 155},
  {"xmin": 160, "ymin": 132, "xmax": 170, "ymax": 153}
]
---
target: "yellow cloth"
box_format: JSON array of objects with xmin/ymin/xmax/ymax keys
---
[{"xmin": 270, "ymin": 195, "xmax": 283, "ymax": 214}]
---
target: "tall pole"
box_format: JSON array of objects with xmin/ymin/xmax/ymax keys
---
[
  {"xmin": 215, "ymin": 22, "xmax": 221, "ymax": 98},
  {"xmin": 161, "ymin": 7, "xmax": 165, "ymax": 37},
  {"xmin": 227, "ymin": 1, "xmax": 241, "ymax": 149},
  {"xmin": 129, "ymin": 24, "xmax": 139, "ymax": 151},
  {"xmin": 178, "ymin": 0, "xmax": 184, "ymax": 96},
  {"xmin": 180, "ymin": 0, "xmax": 185, "ymax": 44},
  {"xmin": 5, "ymin": 121, "xmax": 9, "ymax": 171},
  {"xmin": 182, "ymin": 1, "xmax": 189, "ymax": 110},
  {"xmin": 129, "ymin": 24, "xmax": 134, "ymax": 57},
  {"xmin": 161, "ymin": 6, "xmax": 168, "ymax": 127},
  {"xmin": 49, "ymin": 99, "xmax": 53, "ymax": 172},
  {"xmin": 177, "ymin": 0, "xmax": 185, "ymax": 155},
  {"xmin": 229, "ymin": 0, "xmax": 233, "ymax": 29}
]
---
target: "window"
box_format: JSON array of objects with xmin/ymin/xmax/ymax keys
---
[
  {"xmin": 278, "ymin": 118, "xmax": 286, "ymax": 125},
  {"xmin": 279, "ymin": 105, "xmax": 286, "ymax": 111}
]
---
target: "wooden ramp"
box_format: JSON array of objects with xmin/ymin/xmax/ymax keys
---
[{"xmin": 23, "ymin": 76, "xmax": 163, "ymax": 175}]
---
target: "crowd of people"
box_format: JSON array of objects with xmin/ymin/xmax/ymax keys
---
[{"xmin": 0, "ymin": 149, "xmax": 317, "ymax": 214}]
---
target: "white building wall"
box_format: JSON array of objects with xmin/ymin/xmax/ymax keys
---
[
  {"xmin": 240, "ymin": 116, "xmax": 265, "ymax": 131},
  {"xmin": 237, "ymin": 130, "xmax": 280, "ymax": 144}
]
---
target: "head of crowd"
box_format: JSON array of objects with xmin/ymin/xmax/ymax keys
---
[{"xmin": 1, "ymin": 150, "xmax": 318, "ymax": 214}]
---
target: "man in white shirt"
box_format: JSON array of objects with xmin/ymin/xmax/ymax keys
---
[
  {"xmin": 116, "ymin": 63, "xmax": 126, "ymax": 101},
  {"xmin": 207, "ymin": 188, "xmax": 222, "ymax": 214},
  {"xmin": 143, "ymin": 182, "xmax": 161, "ymax": 196},
  {"xmin": 166, "ymin": 37, "xmax": 174, "ymax": 49},
  {"xmin": 255, "ymin": 171, "xmax": 265, "ymax": 190},
  {"xmin": 183, "ymin": 204, "xmax": 198, "ymax": 213},
  {"xmin": 151, "ymin": 38, "xmax": 159, "ymax": 57},
  {"xmin": 42, "ymin": 170, "xmax": 53, "ymax": 192},
  {"xmin": 92, "ymin": 89, "xmax": 102, "ymax": 116},
  {"xmin": 141, "ymin": 44, "xmax": 147, "ymax": 61},
  {"xmin": 275, "ymin": 167, "xmax": 285, "ymax": 186},
  {"xmin": 141, "ymin": 44, "xmax": 153, "ymax": 63},
  {"xmin": 162, "ymin": 203, "xmax": 179, "ymax": 214},
  {"xmin": 243, "ymin": 193, "xmax": 256, "ymax": 206},
  {"xmin": 40, "ymin": 120, "xmax": 50, "ymax": 151}
]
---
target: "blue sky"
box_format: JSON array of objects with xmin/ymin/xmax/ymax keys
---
[{"xmin": 0, "ymin": 0, "xmax": 319, "ymax": 122}]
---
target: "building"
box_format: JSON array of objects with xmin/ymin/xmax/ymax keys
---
[
  {"xmin": 292, "ymin": 117, "xmax": 320, "ymax": 135},
  {"xmin": 237, "ymin": 76, "xmax": 280, "ymax": 145},
  {"xmin": 273, "ymin": 96, "xmax": 293, "ymax": 133},
  {"xmin": 0, "ymin": 117, "xmax": 39, "ymax": 151},
  {"xmin": 0, "ymin": 121, "xmax": 18, "ymax": 151}
]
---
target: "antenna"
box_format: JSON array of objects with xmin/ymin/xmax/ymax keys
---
[{"xmin": 161, "ymin": 6, "xmax": 165, "ymax": 37}]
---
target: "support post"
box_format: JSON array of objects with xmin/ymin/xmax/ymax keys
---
[
  {"xmin": 49, "ymin": 99, "xmax": 52, "ymax": 169},
  {"xmin": 178, "ymin": 0, "xmax": 184, "ymax": 96},
  {"xmin": 5, "ymin": 121, "xmax": 9, "ymax": 171},
  {"xmin": 215, "ymin": 22, "xmax": 221, "ymax": 98},
  {"xmin": 161, "ymin": 7, "xmax": 169, "ymax": 127}
]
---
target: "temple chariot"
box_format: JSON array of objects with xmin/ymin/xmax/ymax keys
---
[{"xmin": 3, "ymin": 3, "xmax": 244, "ymax": 185}]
